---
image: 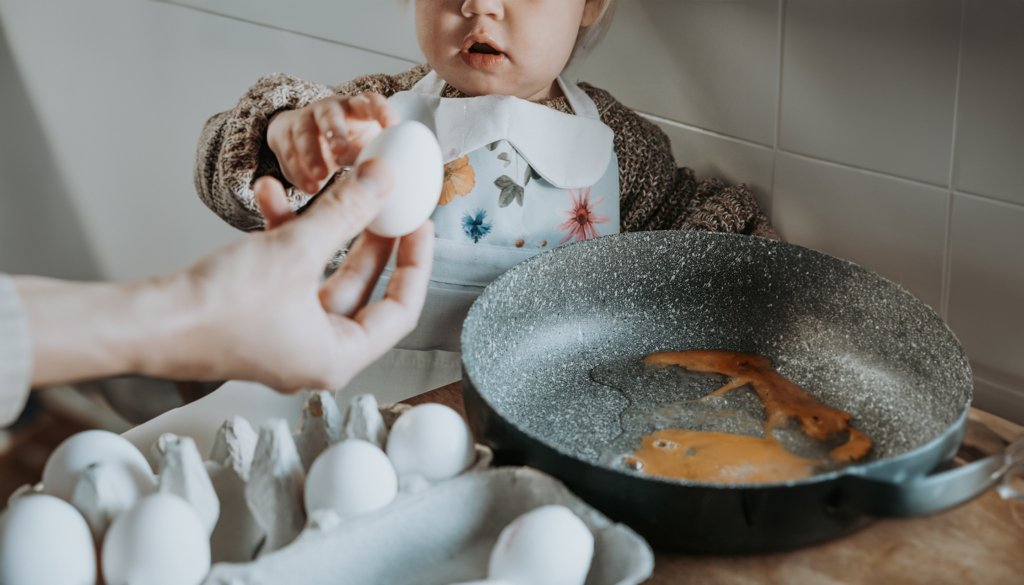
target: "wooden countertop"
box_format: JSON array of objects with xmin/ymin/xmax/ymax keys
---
[{"xmin": 406, "ymin": 382, "xmax": 1024, "ymax": 585}]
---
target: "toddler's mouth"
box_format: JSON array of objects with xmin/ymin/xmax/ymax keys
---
[
  {"xmin": 468, "ymin": 42, "xmax": 502, "ymax": 55},
  {"xmin": 460, "ymin": 38, "xmax": 506, "ymax": 70}
]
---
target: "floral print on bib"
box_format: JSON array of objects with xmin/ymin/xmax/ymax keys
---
[{"xmin": 430, "ymin": 139, "xmax": 620, "ymax": 250}]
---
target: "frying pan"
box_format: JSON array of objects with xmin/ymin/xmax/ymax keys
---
[{"xmin": 460, "ymin": 231, "xmax": 1024, "ymax": 552}]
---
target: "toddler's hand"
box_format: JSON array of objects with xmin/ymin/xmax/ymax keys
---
[{"xmin": 267, "ymin": 92, "xmax": 398, "ymax": 194}]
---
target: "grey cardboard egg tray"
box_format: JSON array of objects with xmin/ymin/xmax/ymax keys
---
[
  {"xmin": 15, "ymin": 390, "xmax": 652, "ymax": 585},
  {"xmin": 201, "ymin": 391, "xmax": 653, "ymax": 584}
]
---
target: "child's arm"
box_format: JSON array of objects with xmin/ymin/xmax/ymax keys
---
[
  {"xmin": 582, "ymin": 84, "xmax": 778, "ymax": 240},
  {"xmin": 194, "ymin": 65, "xmax": 432, "ymax": 232}
]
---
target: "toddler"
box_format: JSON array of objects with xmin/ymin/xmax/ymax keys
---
[{"xmin": 194, "ymin": 0, "xmax": 776, "ymax": 400}]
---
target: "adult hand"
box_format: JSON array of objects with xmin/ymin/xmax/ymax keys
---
[
  {"xmin": 266, "ymin": 92, "xmax": 397, "ymax": 194},
  {"xmin": 17, "ymin": 159, "xmax": 433, "ymax": 394},
  {"xmin": 168, "ymin": 160, "xmax": 433, "ymax": 392}
]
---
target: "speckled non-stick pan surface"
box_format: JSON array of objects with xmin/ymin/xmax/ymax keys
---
[{"xmin": 461, "ymin": 231, "xmax": 973, "ymax": 550}]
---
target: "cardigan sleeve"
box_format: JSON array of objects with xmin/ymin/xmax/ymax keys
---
[
  {"xmin": 581, "ymin": 83, "xmax": 779, "ymax": 239},
  {"xmin": 193, "ymin": 65, "xmax": 432, "ymax": 232},
  {"xmin": 0, "ymin": 275, "xmax": 32, "ymax": 428}
]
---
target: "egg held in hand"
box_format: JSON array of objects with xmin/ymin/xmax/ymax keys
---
[
  {"xmin": 385, "ymin": 403, "xmax": 475, "ymax": 485},
  {"xmin": 304, "ymin": 439, "xmax": 398, "ymax": 519},
  {"xmin": 0, "ymin": 494, "xmax": 97, "ymax": 585},
  {"xmin": 355, "ymin": 120, "xmax": 444, "ymax": 237},
  {"xmin": 101, "ymin": 493, "xmax": 210, "ymax": 585}
]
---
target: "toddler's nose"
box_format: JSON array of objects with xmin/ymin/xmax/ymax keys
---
[{"xmin": 461, "ymin": 0, "xmax": 504, "ymax": 20}]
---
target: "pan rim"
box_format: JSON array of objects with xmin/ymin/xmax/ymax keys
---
[{"xmin": 461, "ymin": 230, "xmax": 974, "ymax": 489}]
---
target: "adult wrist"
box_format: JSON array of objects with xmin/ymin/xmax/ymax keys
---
[{"xmin": 127, "ymin": 272, "xmax": 210, "ymax": 382}]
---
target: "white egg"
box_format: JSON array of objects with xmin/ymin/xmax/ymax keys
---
[
  {"xmin": 304, "ymin": 439, "xmax": 398, "ymax": 518},
  {"xmin": 101, "ymin": 493, "xmax": 210, "ymax": 585},
  {"xmin": 488, "ymin": 505, "xmax": 595, "ymax": 585},
  {"xmin": 71, "ymin": 460, "xmax": 154, "ymax": 542},
  {"xmin": 355, "ymin": 120, "xmax": 443, "ymax": 237},
  {"xmin": 385, "ymin": 403, "xmax": 475, "ymax": 483},
  {"xmin": 43, "ymin": 430, "xmax": 156, "ymax": 502},
  {"xmin": 0, "ymin": 494, "xmax": 97, "ymax": 585}
]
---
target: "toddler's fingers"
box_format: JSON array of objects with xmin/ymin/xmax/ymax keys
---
[
  {"xmin": 254, "ymin": 176, "xmax": 296, "ymax": 230},
  {"xmin": 313, "ymin": 100, "xmax": 350, "ymax": 161},
  {"xmin": 291, "ymin": 115, "xmax": 328, "ymax": 192},
  {"xmin": 344, "ymin": 92, "xmax": 398, "ymax": 128},
  {"xmin": 273, "ymin": 140, "xmax": 306, "ymax": 191},
  {"xmin": 318, "ymin": 231, "xmax": 395, "ymax": 316}
]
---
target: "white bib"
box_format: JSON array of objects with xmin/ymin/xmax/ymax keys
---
[{"xmin": 342, "ymin": 71, "xmax": 621, "ymax": 402}]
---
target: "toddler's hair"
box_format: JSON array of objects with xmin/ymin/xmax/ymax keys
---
[{"xmin": 572, "ymin": 0, "xmax": 618, "ymax": 64}]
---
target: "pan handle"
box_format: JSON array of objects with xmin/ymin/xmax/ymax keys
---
[
  {"xmin": 840, "ymin": 437, "xmax": 1024, "ymax": 517},
  {"xmin": 997, "ymin": 438, "xmax": 1024, "ymax": 502}
]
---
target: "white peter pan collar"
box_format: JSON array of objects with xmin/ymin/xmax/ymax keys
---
[{"xmin": 388, "ymin": 71, "xmax": 614, "ymax": 189}]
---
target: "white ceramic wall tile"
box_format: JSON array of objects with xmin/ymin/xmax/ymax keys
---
[
  {"xmin": 947, "ymin": 194, "xmax": 1024, "ymax": 388},
  {"xmin": 954, "ymin": 0, "xmax": 1024, "ymax": 206},
  {"xmin": 656, "ymin": 122, "xmax": 775, "ymax": 215},
  {"xmin": 158, "ymin": 0, "xmax": 423, "ymax": 63},
  {"xmin": 971, "ymin": 378, "xmax": 1024, "ymax": 426},
  {"xmin": 772, "ymin": 153, "xmax": 947, "ymax": 309},
  {"xmin": 0, "ymin": 26, "xmax": 100, "ymax": 280},
  {"xmin": 972, "ymin": 375, "xmax": 1024, "ymax": 426},
  {"xmin": 0, "ymin": 0, "xmax": 411, "ymax": 281},
  {"xmin": 0, "ymin": 0, "xmax": 785, "ymax": 281},
  {"xmin": 573, "ymin": 0, "xmax": 779, "ymax": 145},
  {"xmin": 780, "ymin": 0, "xmax": 961, "ymax": 185}
]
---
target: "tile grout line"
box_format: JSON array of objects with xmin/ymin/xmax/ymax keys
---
[
  {"xmin": 974, "ymin": 374, "xmax": 1024, "ymax": 396},
  {"xmin": 161, "ymin": 0, "xmax": 1024, "ymax": 216},
  {"xmin": 153, "ymin": 0, "xmax": 418, "ymax": 65},
  {"xmin": 771, "ymin": 0, "xmax": 788, "ymax": 225},
  {"xmin": 955, "ymin": 188, "xmax": 1024, "ymax": 209},
  {"xmin": 640, "ymin": 107, "xmax": 1024, "ymax": 208},
  {"xmin": 775, "ymin": 149, "xmax": 952, "ymax": 191},
  {"xmin": 941, "ymin": 0, "xmax": 968, "ymax": 321},
  {"xmin": 636, "ymin": 111, "xmax": 773, "ymax": 150}
]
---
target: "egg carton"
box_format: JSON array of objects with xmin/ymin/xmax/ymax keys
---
[
  {"xmin": 10, "ymin": 391, "xmax": 653, "ymax": 584},
  {"xmin": 201, "ymin": 392, "xmax": 651, "ymax": 584},
  {"xmin": 205, "ymin": 466, "xmax": 653, "ymax": 585}
]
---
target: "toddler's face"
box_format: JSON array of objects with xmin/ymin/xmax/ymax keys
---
[{"xmin": 415, "ymin": 0, "xmax": 602, "ymax": 102}]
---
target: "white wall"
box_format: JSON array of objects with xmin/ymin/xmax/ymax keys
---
[
  {"xmin": 0, "ymin": 0, "xmax": 414, "ymax": 280},
  {"xmin": 0, "ymin": 23, "xmax": 100, "ymax": 280},
  {"xmin": 583, "ymin": 0, "xmax": 1024, "ymax": 424},
  {"xmin": 1, "ymin": 0, "xmax": 1020, "ymax": 423}
]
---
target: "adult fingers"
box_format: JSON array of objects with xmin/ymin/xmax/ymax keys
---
[
  {"xmin": 348, "ymin": 221, "xmax": 434, "ymax": 344},
  {"xmin": 254, "ymin": 176, "xmax": 297, "ymax": 230},
  {"xmin": 318, "ymin": 231, "xmax": 396, "ymax": 317},
  {"xmin": 282, "ymin": 158, "xmax": 394, "ymax": 256}
]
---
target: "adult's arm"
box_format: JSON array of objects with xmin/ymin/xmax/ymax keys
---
[{"xmin": 3, "ymin": 161, "xmax": 432, "ymax": 427}]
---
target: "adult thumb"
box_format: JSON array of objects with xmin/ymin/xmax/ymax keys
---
[{"xmin": 286, "ymin": 159, "xmax": 394, "ymax": 253}]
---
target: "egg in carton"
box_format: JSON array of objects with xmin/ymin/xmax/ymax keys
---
[
  {"xmin": 0, "ymin": 393, "xmax": 489, "ymax": 584},
  {"xmin": 163, "ymin": 392, "xmax": 493, "ymax": 562},
  {"xmin": 203, "ymin": 464, "xmax": 654, "ymax": 585},
  {"xmin": 1, "ymin": 393, "xmax": 652, "ymax": 585}
]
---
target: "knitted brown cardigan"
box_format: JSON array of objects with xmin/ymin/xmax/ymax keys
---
[{"xmin": 195, "ymin": 64, "xmax": 776, "ymax": 239}]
